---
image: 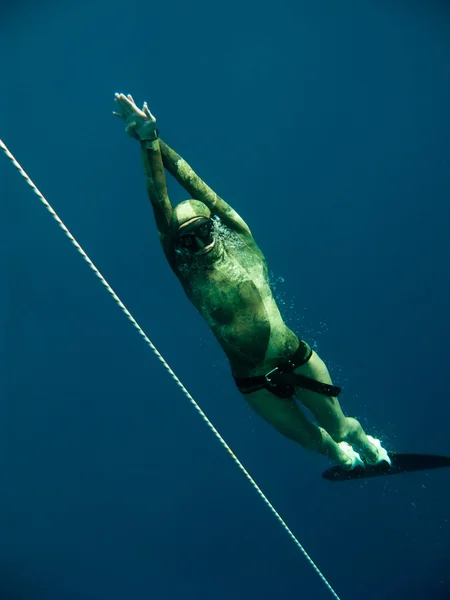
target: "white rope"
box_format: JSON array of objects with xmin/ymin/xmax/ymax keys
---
[{"xmin": 1, "ymin": 138, "xmax": 341, "ymax": 600}]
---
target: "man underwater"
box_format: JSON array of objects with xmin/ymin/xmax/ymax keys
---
[{"xmin": 113, "ymin": 92, "xmax": 390, "ymax": 471}]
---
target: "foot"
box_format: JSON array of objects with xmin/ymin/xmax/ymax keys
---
[
  {"xmin": 338, "ymin": 442, "xmax": 365, "ymax": 470},
  {"xmin": 366, "ymin": 436, "xmax": 391, "ymax": 466}
]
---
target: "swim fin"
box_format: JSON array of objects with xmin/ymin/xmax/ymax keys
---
[{"xmin": 322, "ymin": 452, "xmax": 450, "ymax": 482}]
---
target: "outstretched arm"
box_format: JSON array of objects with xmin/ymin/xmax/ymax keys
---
[
  {"xmin": 159, "ymin": 140, "xmax": 252, "ymax": 238},
  {"xmin": 114, "ymin": 93, "xmax": 172, "ymax": 236},
  {"xmin": 140, "ymin": 139, "xmax": 172, "ymax": 235}
]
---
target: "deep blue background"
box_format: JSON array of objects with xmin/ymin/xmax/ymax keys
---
[{"xmin": 2, "ymin": 1, "xmax": 450, "ymax": 598}]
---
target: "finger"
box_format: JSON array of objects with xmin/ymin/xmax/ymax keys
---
[
  {"xmin": 114, "ymin": 93, "xmax": 127, "ymax": 108},
  {"xmin": 116, "ymin": 93, "xmax": 146, "ymax": 120},
  {"xmin": 115, "ymin": 94, "xmax": 134, "ymax": 116},
  {"xmin": 112, "ymin": 111, "xmax": 124, "ymax": 118},
  {"xmin": 143, "ymin": 102, "xmax": 156, "ymax": 121}
]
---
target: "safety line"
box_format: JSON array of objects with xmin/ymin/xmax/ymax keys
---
[{"xmin": 1, "ymin": 138, "xmax": 341, "ymax": 600}]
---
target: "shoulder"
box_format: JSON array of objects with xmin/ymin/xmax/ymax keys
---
[
  {"xmin": 159, "ymin": 232, "xmax": 178, "ymax": 268},
  {"xmin": 236, "ymin": 230, "xmax": 266, "ymax": 261}
]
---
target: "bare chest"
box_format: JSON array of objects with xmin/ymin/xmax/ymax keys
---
[
  {"xmin": 174, "ymin": 235, "xmax": 291, "ymax": 373},
  {"xmin": 184, "ymin": 249, "xmax": 271, "ymax": 327}
]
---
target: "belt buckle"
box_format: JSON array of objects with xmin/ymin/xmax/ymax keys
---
[{"xmin": 265, "ymin": 366, "xmax": 280, "ymax": 387}]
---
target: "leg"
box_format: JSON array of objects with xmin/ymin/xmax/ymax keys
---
[
  {"xmin": 293, "ymin": 351, "xmax": 379, "ymax": 463},
  {"xmin": 243, "ymin": 387, "xmax": 355, "ymax": 467}
]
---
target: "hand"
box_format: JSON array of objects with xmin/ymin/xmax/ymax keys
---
[{"xmin": 113, "ymin": 93, "xmax": 157, "ymax": 141}]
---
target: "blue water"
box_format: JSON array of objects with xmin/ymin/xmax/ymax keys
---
[{"xmin": 2, "ymin": 1, "xmax": 450, "ymax": 598}]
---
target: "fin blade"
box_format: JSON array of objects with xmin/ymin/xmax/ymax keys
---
[{"xmin": 322, "ymin": 453, "xmax": 450, "ymax": 482}]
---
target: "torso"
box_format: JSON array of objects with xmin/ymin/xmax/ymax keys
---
[{"xmin": 167, "ymin": 225, "xmax": 298, "ymax": 377}]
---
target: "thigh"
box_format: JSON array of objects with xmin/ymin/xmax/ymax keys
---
[
  {"xmin": 293, "ymin": 351, "xmax": 348, "ymax": 437},
  {"xmin": 243, "ymin": 386, "xmax": 319, "ymax": 443}
]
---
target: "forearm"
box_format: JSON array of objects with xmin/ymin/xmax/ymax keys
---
[
  {"xmin": 159, "ymin": 139, "xmax": 251, "ymax": 235},
  {"xmin": 158, "ymin": 139, "xmax": 219, "ymax": 211},
  {"xmin": 141, "ymin": 139, "xmax": 172, "ymax": 234}
]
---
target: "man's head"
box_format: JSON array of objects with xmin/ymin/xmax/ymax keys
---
[{"xmin": 171, "ymin": 200, "xmax": 218, "ymax": 257}]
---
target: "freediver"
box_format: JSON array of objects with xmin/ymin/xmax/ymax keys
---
[{"xmin": 113, "ymin": 92, "xmax": 391, "ymax": 471}]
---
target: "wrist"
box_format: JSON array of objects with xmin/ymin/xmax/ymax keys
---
[{"xmin": 141, "ymin": 128, "xmax": 159, "ymax": 145}]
